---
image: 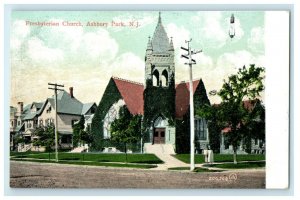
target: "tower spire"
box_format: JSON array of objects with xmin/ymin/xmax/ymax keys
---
[{"xmin": 158, "ymin": 11, "xmax": 162, "ymax": 24}]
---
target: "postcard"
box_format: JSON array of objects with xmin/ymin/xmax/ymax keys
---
[{"xmin": 8, "ymin": 10, "xmax": 290, "ymax": 190}]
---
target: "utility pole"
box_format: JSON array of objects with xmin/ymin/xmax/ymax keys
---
[
  {"xmin": 181, "ymin": 39, "xmax": 202, "ymax": 171},
  {"xmin": 140, "ymin": 117, "xmax": 143, "ymax": 154},
  {"xmin": 48, "ymin": 83, "xmax": 64, "ymax": 162}
]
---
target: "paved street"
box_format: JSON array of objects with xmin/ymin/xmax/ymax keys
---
[{"xmin": 10, "ymin": 161, "xmax": 265, "ymax": 188}]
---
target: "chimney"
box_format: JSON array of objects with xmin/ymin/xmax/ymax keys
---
[
  {"xmin": 69, "ymin": 87, "xmax": 74, "ymax": 98},
  {"xmin": 17, "ymin": 102, "xmax": 23, "ymax": 113}
]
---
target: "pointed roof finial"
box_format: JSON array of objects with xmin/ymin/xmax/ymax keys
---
[
  {"xmin": 158, "ymin": 11, "xmax": 162, "ymax": 24},
  {"xmin": 147, "ymin": 36, "xmax": 153, "ymax": 50},
  {"xmin": 169, "ymin": 37, "xmax": 174, "ymax": 51}
]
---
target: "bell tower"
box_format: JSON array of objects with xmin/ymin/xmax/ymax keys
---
[
  {"xmin": 145, "ymin": 12, "xmax": 175, "ymax": 87},
  {"xmin": 143, "ymin": 12, "xmax": 176, "ymax": 145}
]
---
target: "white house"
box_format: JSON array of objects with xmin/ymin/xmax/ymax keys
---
[{"xmin": 10, "ymin": 87, "xmax": 97, "ymax": 152}]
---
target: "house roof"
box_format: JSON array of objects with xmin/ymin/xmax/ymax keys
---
[
  {"xmin": 175, "ymin": 80, "xmax": 201, "ymax": 118},
  {"xmin": 220, "ymin": 99, "xmax": 260, "ymax": 133},
  {"xmin": 20, "ymin": 104, "xmax": 32, "ymax": 120},
  {"xmin": 48, "ymin": 90, "xmax": 84, "ymax": 115},
  {"xmin": 22, "ymin": 101, "xmax": 46, "ymax": 120},
  {"xmin": 10, "ymin": 106, "xmax": 17, "ymax": 114},
  {"xmin": 110, "ymin": 76, "xmax": 204, "ymax": 118},
  {"xmin": 23, "ymin": 112, "xmax": 37, "ymax": 120},
  {"xmin": 81, "ymin": 102, "xmax": 96, "ymax": 115},
  {"xmin": 15, "ymin": 123, "xmax": 25, "ymax": 132},
  {"xmin": 112, "ymin": 77, "xmax": 144, "ymax": 115},
  {"xmin": 31, "ymin": 102, "xmax": 44, "ymax": 109}
]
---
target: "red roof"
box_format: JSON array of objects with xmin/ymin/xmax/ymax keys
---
[
  {"xmin": 175, "ymin": 80, "xmax": 201, "ymax": 118},
  {"xmin": 112, "ymin": 77, "xmax": 144, "ymax": 115},
  {"xmin": 222, "ymin": 127, "xmax": 232, "ymax": 133},
  {"xmin": 221, "ymin": 99, "xmax": 259, "ymax": 134},
  {"xmin": 111, "ymin": 77, "xmax": 203, "ymax": 118}
]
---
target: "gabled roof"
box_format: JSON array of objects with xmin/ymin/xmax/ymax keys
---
[
  {"xmin": 112, "ymin": 77, "xmax": 144, "ymax": 115},
  {"xmin": 22, "ymin": 101, "xmax": 45, "ymax": 120},
  {"xmin": 110, "ymin": 77, "xmax": 205, "ymax": 118},
  {"xmin": 10, "ymin": 106, "xmax": 17, "ymax": 114},
  {"xmin": 175, "ymin": 80, "xmax": 201, "ymax": 118},
  {"xmin": 23, "ymin": 112, "xmax": 37, "ymax": 120},
  {"xmin": 31, "ymin": 102, "xmax": 44, "ymax": 110},
  {"xmin": 48, "ymin": 90, "xmax": 84, "ymax": 115},
  {"xmin": 15, "ymin": 122, "xmax": 25, "ymax": 132},
  {"xmin": 20, "ymin": 104, "xmax": 31, "ymax": 120},
  {"xmin": 82, "ymin": 102, "xmax": 96, "ymax": 115}
]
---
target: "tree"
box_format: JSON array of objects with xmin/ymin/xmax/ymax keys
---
[
  {"xmin": 110, "ymin": 105, "xmax": 142, "ymax": 163},
  {"xmin": 33, "ymin": 123, "xmax": 55, "ymax": 152},
  {"xmin": 72, "ymin": 115, "xmax": 85, "ymax": 147},
  {"xmin": 242, "ymin": 100, "xmax": 265, "ymax": 153},
  {"xmin": 13, "ymin": 134, "xmax": 25, "ymax": 151},
  {"xmin": 196, "ymin": 104, "xmax": 222, "ymax": 153},
  {"xmin": 217, "ymin": 64, "xmax": 265, "ymax": 164}
]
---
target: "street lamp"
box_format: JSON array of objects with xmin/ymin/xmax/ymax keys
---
[{"xmin": 229, "ymin": 13, "xmax": 235, "ymax": 39}]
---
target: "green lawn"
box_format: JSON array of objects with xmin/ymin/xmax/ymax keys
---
[
  {"xmin": 10, "ymin": 158, "xmax": 157, "ymax": 169},
  {"xmin": 209, "ymin": 161, "xmax": 265, "ymax": 169},
  {"xmin": 174, "ymin": 154, "xmax": 265, "ymax": 164},
  {"xmin": 11, "ymin": 152, "xmax": 163, "ymax": 164}
]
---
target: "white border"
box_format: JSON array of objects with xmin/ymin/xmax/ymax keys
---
[
  {"xmin": 1, "ymin": 0, "xmax": 297, "ymax": 198},
  {"xmin": 265, "ymin": 11, "xmax": 290, "ymax": 189}
]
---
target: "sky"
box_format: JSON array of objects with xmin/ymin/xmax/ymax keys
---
[{"xmin": 10, "ymin": 11, "xmax": 265, "ymax": 106}]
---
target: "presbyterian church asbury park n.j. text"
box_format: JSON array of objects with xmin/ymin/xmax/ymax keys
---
[{"xmin": 91, "ymin": 13, "xmax": 211, "ymax": 154}]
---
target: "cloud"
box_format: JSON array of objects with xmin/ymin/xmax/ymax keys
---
[
  {"xmin": 192, "ymin": 12, "xmax": 244, "ymax": 49},
  {"xmin": 166, "ymin": 23, "xmax": 190, "ymax": 49},
  {"xmin": 202, "ymin": 12, "xmax": 227, "ymax": 48},
  {"xmin": 11, "ymin": 18, "xmax": 119, "ymax": 69},
  {"xmin": 10, "ymin": 20, "xmax": 31, "ymax": 50},
  {"xmin": 80, "ymin": 29, "xmax": 119, "ymax": 62},
  {"xmin": 248, "ymin": 26, "xmax": 264, "ymax": 53},
  {"xmin": 216, "ymin": 50, "xmax": 259, "ymax": 71},
  {"xmin": 110, "ymin": 52, "xmax": 144, "ymax": 82},
  {"xmin": 10, "ymin": 18, "xmax": 121, "ymax": 106},
  {"xmin": 175, "ymin": 50, "xmax": 265, "ymax": 104},
  {"xmin": 27, "ymin": 37, "xmax": 64, "ymax": 64}
]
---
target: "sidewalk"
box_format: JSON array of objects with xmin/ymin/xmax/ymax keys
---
[{"xmin": 148, "ymin": 148, "xmax": 265, "ymax": 172}]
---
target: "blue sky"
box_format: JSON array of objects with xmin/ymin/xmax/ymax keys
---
[{"xmin": 10, "ymin": 11, "xmax": 265, "ymax": 105}]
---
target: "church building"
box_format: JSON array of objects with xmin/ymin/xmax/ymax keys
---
[{"xmin": 91, "ymin": 13, "xmax": 210, "ymax": 153}]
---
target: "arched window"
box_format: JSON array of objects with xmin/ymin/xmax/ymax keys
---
[
  {"xmin": 152, "ymin": 69, "xmax": 159, "ymax": 86},
  {"xmin": 161, "ymin": 70, "xmax": 168, "ymax": 87},
  {"xmin": 195, "ymin": 118, "xmax": 207, "ymax": 140}
]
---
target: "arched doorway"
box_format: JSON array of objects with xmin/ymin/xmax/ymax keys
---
[{"xmin": 153, "ymin": 116, "xmax": 168, "ymax": 144}]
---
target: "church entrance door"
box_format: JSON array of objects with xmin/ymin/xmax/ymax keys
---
[{"xmin": 154, "ymin": 128, "xmax": 165, "ymax": 144}]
